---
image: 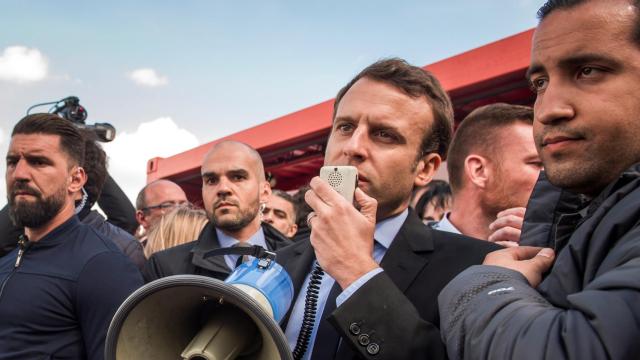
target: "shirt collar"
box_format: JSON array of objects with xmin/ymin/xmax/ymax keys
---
[
  {"xmin": 432, "ymin": 212, "xmax": 462, "ymax": 234},
  {"xmin": 215, "ymin": 226, "xmax": 267, "ymax": 249},
  {"xmin": 374, "ymin": 208, "xmax": 408, "ymax": 250}
]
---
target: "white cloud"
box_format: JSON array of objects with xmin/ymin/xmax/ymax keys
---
[
  {"xmin": 0, "ymin": 119, "xmax": 198, "ymax": 207},
  {"xmin": 127, "ymin": 68, "xmax": 168, "ymax": 87},
  {"xmin": 0, "ymin": 46, "xmax": 48, "ymax": 83},
  {"xmin": 102, "ymin": 117, "xmax": 199, "ymax": 203}
]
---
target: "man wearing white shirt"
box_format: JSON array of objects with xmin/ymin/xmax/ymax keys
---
[
  {"xmin": 436, "ymin": 104, "xmax": 542, "ymax": 247},
  {"xmin": 143, "ymin": 141, "xmax": 292, "ymax": 281},
  {"xmin": 276, "ymin": 58, "xmax": 499, "ymax": 360}
]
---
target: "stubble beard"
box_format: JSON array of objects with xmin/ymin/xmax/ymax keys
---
[
  {"xmin": 543, "ymin": 152, "xmax": 616, "ymax": 197},
  {"xmin": 210, "ymin": 199, "xmax": 260, "ymax": 232}
]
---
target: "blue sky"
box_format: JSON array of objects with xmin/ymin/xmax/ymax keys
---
[{"xmin": 0, "ymin": 1, "xmax": 541, "ymax": 203}]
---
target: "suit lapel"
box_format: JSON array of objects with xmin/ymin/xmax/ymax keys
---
[
  {"xmin": 279, "ymin": 240, "xmax": 315, "ymax": 326},
  {"xmin": 380, "ymin": 211, "xmax": 435, "ymax": 293},
  {"xmin": 190, "ymin": 223, "xmax": 232, "ymax": 275},
  {"xmin": 335, "ymin": 211, "xmax": 435, "ymax": 359}
]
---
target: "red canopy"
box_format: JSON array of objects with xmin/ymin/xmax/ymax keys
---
[{"xmin": 147, "ymin": 29, "xmax": 535, "ymax": 202}]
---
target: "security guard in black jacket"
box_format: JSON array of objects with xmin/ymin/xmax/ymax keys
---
[{"xmin": 143, "ymin": 140, "xmax": 293, "ymax": 282}]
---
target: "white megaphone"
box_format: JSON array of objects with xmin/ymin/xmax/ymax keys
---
[{"xmin": 104, "ymin": 246, "xmax": 294, "ymax": 360}]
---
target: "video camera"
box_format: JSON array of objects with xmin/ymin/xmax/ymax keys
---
[{"xmin": 27, "ymin": 96, "xmax": 117, "ymax": 142}]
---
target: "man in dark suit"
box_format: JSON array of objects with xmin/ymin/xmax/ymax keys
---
[
  {"xmin": 277, "ymin": 58, "xmax": 500, "ymax": 360},
  {"xmin": 143, "ymin": 140, "xmax": 292, "ymax": 282}
]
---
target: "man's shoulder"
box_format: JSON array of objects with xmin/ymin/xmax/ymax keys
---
[
  {"xmin": 400, "ymin": 212, "xmax": 499, "ymax": 254},
  {"xmin": 149, "ymin": 239, "xmax": 198, "ymax": 263},
  {"xmin": 275, "ymin": 237, "xmax": 309, "ymax": 258},
  {"xmin": 397, "ymin": 216, "xmax": 499, "ymax": 268},
  {"xmin": 44, "ymin": 221, "xmax": 140, "ymax": 282},
  {"xmin": 431, "ymin": 228, "xmax": 501, "ymax": 252},
  {"xmin": 274, "ymin": 238, "xmax": 311, "ymax": 274},
  {"xmin": 143, "ymin": 240, "xmax": 198, "ymax": 282},
  {"xmin": 84, "ymin": 211, "xmax": 139, "ymax": 246},
  {"xmin": 69, "ymin": 221, "xmax": 125, "ymax": 257},
  {"xmin": 262, "ymin": 223, "xmax": 294, "ymax": 250}
]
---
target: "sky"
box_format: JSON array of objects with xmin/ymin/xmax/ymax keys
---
[{"xmin": 0, "ymin": 0, "xmax": 542, "ymax": 206}]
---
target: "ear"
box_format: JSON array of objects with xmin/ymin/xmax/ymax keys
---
[
  {"xmin": 68, "ymin": 166, "xmax": 87, "ymax": 194},
  {"xmin": 414, "ymin": 153, "xmax": 442, "ymax": 188},
  {"xmin": 464, "ymin": 154, "xmax": 491, "ymax": 189},
  {"xmin": 259, "ymin": 180, "xmax": 272, "ymax": 203},
  {"xmin": 136, "ymin": 210, "xmax": 149, "ymax": 229},
  {"xmin": 287, "ymin": 223, "xmax": 298, "ymax": 238}
]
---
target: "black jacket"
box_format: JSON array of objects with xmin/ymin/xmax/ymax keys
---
[
  {"xmin": 439, "ymin": 166, "xmax": 640, "ymax": 359},
  {"xmin": 97, "ymin": 174, "xmax": 138, "ymax": 234},
  {"xmin": 0, "ymin": 216, "xmax": 143, "ymax": 359},
  {"xmin": 0, "ymin": 206, "xmax": 144, "ymax": 270},
  {"xmin": 0, "ymin": 207, "xmax": 21, "ymax": 258},
  {"xmin": 518, "ymin": 171, "xmax": 586, "ymax": 248},
  {"xmin": 277, "ymin": 210, "xmax": 500, "ymax": 360},
  {"xmin": 81, "ymin": 210, "xmax": 146, "ymax": 270},
  {"xmin": 143, "ymin": 222, "xmax": 293, "ymax": 282}
]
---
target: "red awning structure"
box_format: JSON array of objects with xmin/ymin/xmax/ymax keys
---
[{"xmin": 147, "ymin": 28, "xmax": 535, "ymax": 203}]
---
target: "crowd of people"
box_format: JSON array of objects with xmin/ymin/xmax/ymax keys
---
[{"xmin": 1, "ymin": 0, "xmax": 639, "ymax": 358}]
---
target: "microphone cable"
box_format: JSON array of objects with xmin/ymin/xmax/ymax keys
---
[{"xmin": 292, "ymin": 261, "xmax": 324, "ymax": 360}]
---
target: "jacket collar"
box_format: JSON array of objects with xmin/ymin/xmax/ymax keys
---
[
  {"xmin": 30, "ymin": 215, "xmax": 81, "ymax": 248},
  {"xmin": 380, "ymin": 209, "xmax": 434, "ymax": 293},
  {"xmin": 190, "ymin": 222, "xmax": 229, "ymax": 274},
  {"xmin": 190, "ymin": 222, "xmax": 293, "ymax": 275},
  {"xmin": 284, "ymin": 208, "xmax": 434, "ymax": 305}
]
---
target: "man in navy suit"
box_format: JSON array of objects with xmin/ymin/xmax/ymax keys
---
[{"xmin": 277, "ymin": 58, "xmax": 500, "ymax": 360}]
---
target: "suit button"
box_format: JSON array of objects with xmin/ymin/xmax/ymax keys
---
[
  {"xmin": 358, "ymin": 334, "xmax": 370, "ymax": 346},
  {"xmin": 349, "ymin": 323, "xmax": 361, "ymax": 335},
  {"xmin": 367, "ymin": 343, "xmax": 380, "ymax": 355}
]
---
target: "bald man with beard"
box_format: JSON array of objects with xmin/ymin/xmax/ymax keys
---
[{"xmin": 143, "ymin": 141, "xmax": 292, "ymax": 282}]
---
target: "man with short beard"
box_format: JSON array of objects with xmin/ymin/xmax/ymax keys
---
[
  {"xmin": 0, "ymin": 132, "xmax": 146, "ymax": 269},
  {"xmin": 143, "ymin": 140, "xmax": 292, "ymax": 282},
  {"xmin": 0, "ymin": 114, "xmax": 143, "ymax": 359},
  {"xmin": 439, "ymin": 1, "xmax": 640, "ymax": 358}
]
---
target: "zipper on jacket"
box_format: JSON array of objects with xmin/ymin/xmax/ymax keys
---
[{"xmin": 0, "ymin": 235, "xmax": 31, "ymax": 302}]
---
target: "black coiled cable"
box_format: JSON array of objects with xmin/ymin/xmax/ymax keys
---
[{"xmin": 292, "ymin": 262, "xmax": 324, "ymax": 360}]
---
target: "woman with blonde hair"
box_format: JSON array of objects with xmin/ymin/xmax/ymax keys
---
[{"xmin": 144, "ymin": 206, "xmax": 208, "ymax": 258}]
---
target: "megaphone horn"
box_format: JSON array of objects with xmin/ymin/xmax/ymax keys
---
[{"xmin": 105, "ymin": 258, "xmax": 294, "ymax": 360}]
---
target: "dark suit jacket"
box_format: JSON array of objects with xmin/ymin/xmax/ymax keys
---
[
  {"xmin": 143, "ymin": 222, "xmax": 293, "ymax": 282},
  {"xmin": 276, "ymin": 210, "xmax": 500, "ymax": 360}
]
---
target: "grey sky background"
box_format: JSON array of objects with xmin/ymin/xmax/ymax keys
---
[{"xmin": 0, "ymin": 1, "xmax": 542, "ymax": 204}]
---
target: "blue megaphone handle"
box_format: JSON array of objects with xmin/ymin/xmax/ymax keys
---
[{"xmin": 225, "ymin": 258, "xmax": 294, "ymax": 323}]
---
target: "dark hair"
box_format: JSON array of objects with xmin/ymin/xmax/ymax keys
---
[
  {"xmin": 447, "ymin": 103, "xmax": 533, "ymax": 191},
  {"xmin": 292, "ymin": 185, "xmax": 313, "ymax": 229},
  {"xmin": 333, "ymin": 58, "xmax": 454, "ymax": 160},
  {"xmin": 414, "ymin": 180, "xmax": 452, "ymax": 219},
  {"xmin": 82, "ymin": 131, "xmax": 107, "ymax": 207},
  {"xmin": 537, "ymin": 0, "xmax": 585, "ymax": 18},
  {"xmin": 538, "ymin": 0, "xmax": 640, "ymax": 44},
  {"xmin": 12, "ymin": 113, "xmax": 85, "ymax": 167},
  {"xmin": 271, "ymin": 189, "xmax": 297, "ymax": 222}
]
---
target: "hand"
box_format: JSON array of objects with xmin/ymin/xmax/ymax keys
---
[
  {"xmin": 483, "ymin": 246, "xmax": 555, "ymax": 287},
  {"xmin": 488, "ymin": 207, "xmax": 526, "ymax": 247},
  {"xmin": 305, "ymin": 176, "xmax": 379, "ymax": 289}
]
